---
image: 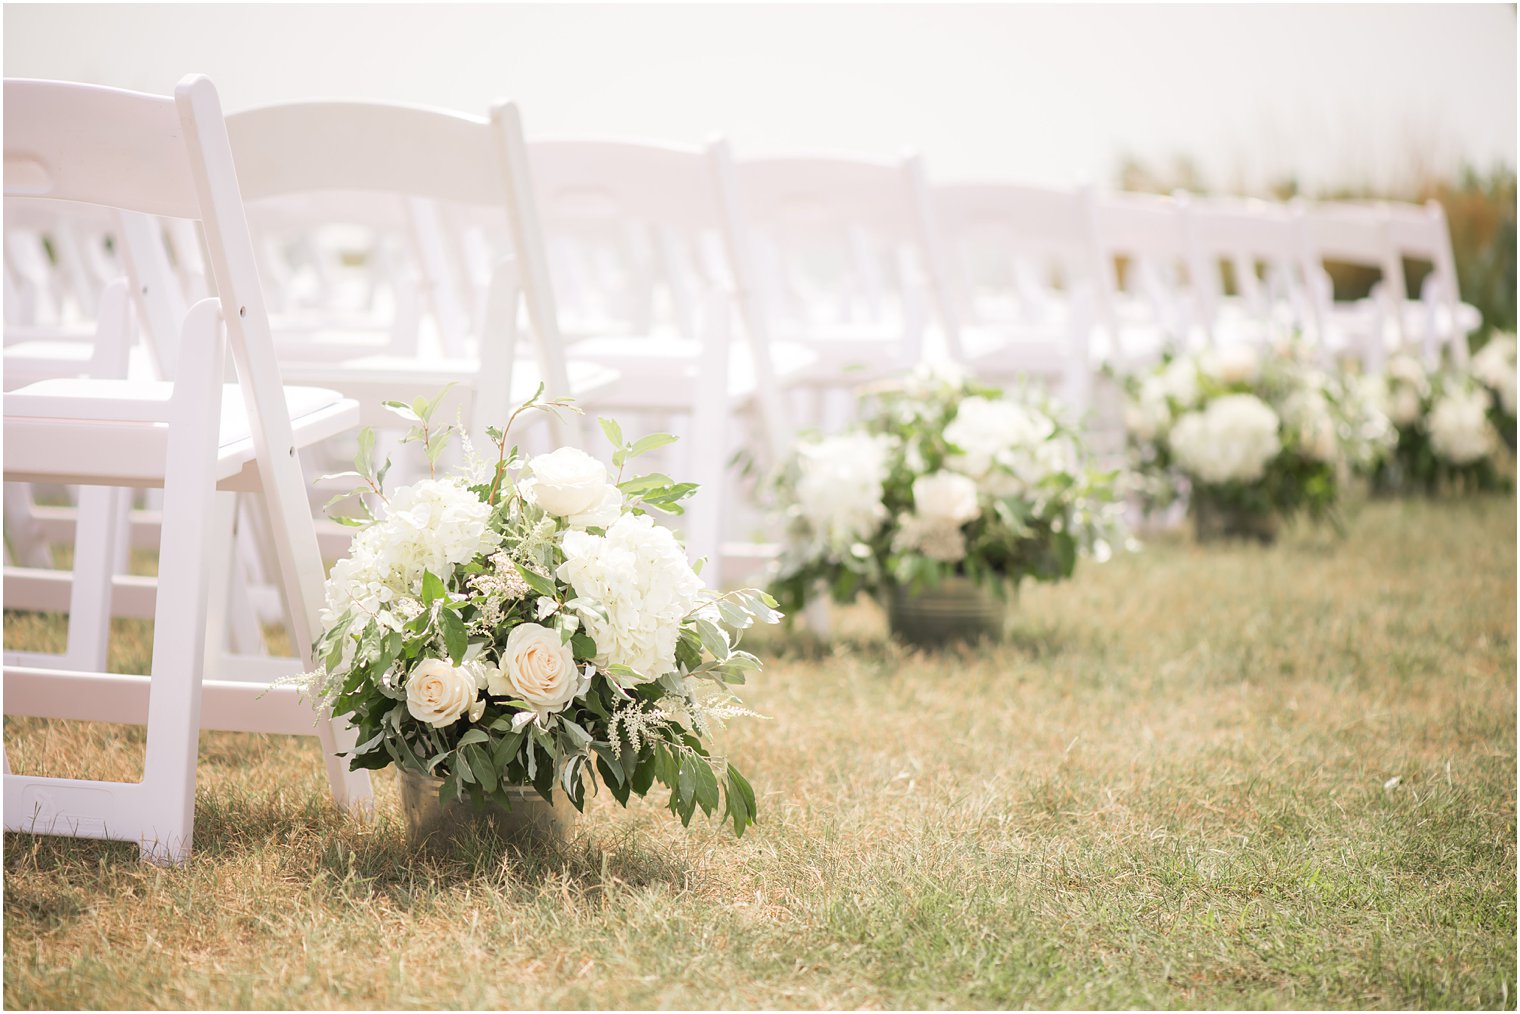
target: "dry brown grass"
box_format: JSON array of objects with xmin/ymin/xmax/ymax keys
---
[{"xmin": 3, "ymin": 493, "xmax": 1515, "ymax": 1009}]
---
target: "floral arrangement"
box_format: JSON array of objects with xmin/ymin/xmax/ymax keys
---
[
  {"xmin": 1118, "ymin": 343, "xmax": 1392, "ymax": 532},
  {"xmin": 1471, "ymin": 333, "xmax": 1517, "ymax": 452},
  {"xmin": 1364, "ymin": 343, "xmax": 1514, "ymax": 493},
  {"xmin": 768, "ymin": 366, "xmax": 1124, "ymax": 616},
  {"xmin": 300, "ymin": 389, "xmax": 781, "ymax": 835}
]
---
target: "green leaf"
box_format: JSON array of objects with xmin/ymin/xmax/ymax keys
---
[
  {"xmin": 693, "ymin": 759, "xmax": 720, "ymax": 816},
  {"xmin": 628, "ymin": 432, "xmax": 678, "ymax": 458},
  {"xmin": 354, "ymin": 427, "xmax": 376, "ymax": 477},
  {"xmin": 617, "ymin": 472, "xmax": 674, "ymax": 495},
  {"xmin": 441, "ymin": 607, "xmax": 468, "ymax": 666},
  {"xmin": 570, "ymin": 632, "xmax": 598, "ymax": 660},
  {"xmin": 692, "ymin": 617, "xmax": 730, "ymax": 659},
  {"xmin": 598, "ymin": 417, "xmax": 624, "ymax": 449},
  {"xmin": 677, "ymin": 755, "xmax": 697, "ymax": 809},
  {"xmin": 456, "ymin": 728, "xmax": 489, "ymax": 749},
  {"xmin": 514, "ymin": 562, "xmax": 558, "ymax": 598},
  {"xmin": 382, "ymin": 400, "xmax": 421, "ymax": 424},
  {"xmin": 466, "ymin": 744, "xmax": 496, "ymax": 793},
  {"xmin": 726, "ymin": 764, "xmax": 757, "ymax": 835},
  {"xmin": 421, "ymin": 570, "xmax": 446, "ymax": 605}
]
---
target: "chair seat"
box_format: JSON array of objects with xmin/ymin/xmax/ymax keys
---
[
  {"xmin": 277, "ymin": 355, "xmax": 621, "ymax": 427},
  {"xmin": 269, "ymin": 323, "xmax": 398, "ymax": 362},
  {"xmin": 3, "ymin": 378, "xmax": 358, "ymax": 489},
  {"xmin": 564, "ymin": 335, "xmax": 817, "ymax": 406},
  {"xmin": 957, "ymin": 321, "xmax": 1076, "ymax": 365},
  {"xmin": 3, "ymin": 339, "xmax": 158, "ymax": 389},
  {"xmin": 767, "ymin": 321, "xmax": 920, "ymax": 379}
]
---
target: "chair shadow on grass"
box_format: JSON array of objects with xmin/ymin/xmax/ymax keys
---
[
  {"xmin": 5, "ymin": 783, "xmax": 697, "ymax": 915},
  {"xmin": 752, "ymin": 609, "xmax": 1086, "ymax": 665}
]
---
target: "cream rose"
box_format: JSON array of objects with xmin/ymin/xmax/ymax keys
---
[
  {"xmin": 489, "ymin": 622, "xmax": 584, "ymax": 716},
  {"xmin": 912, "ymin": 471, "xmax": 980, "ymax": 526},
  {"xmin": 406, "ymin": 658, "xmax": 481, "ymax": 728},
  {"xmin": 526, "ymin": 447, "xmax": 615, "ymax": 517},
  {"xmin": 1208, "ymin": 345, "xmax": 1260, "ymax": 385}
]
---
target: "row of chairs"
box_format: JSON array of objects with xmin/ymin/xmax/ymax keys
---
[{"xmin": 1, "ymin": 76, "xmax": 1482, "ymax": 861}]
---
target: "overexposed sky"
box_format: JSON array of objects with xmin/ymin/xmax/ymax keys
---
[{"xmin": 4, "ymin": 3, "xmax": 1515, "ymax": 193}]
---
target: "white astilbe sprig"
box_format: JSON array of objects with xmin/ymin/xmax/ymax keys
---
[{"xmin": 607, "ymin": 701, "xmax": 675, "ymax": 759}]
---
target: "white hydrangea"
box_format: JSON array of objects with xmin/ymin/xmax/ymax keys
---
[
  {"xmin": 1384, "ymin": 354, "xmax": 1430, "ymax": 426},
  {"xmin": 944, "ymin": 396, "xmax": 1057, "ymax": 481},
  {"xmin": 1428, "ymin": 387, "xmax": 1496, "ymax": 464},
  {"xmin": 793, "ymin": 432, "xmax": 894, "ymax": 550},
  {"xmin": 1472, "ymin": 335, "xmax": 1517, "ymax": 415},
  {"xmin": 1157, "ymin": 356, "xmax": 1200, "ymax": 408},
  {"xmin": 1283, "ymin": 390, "xmax": 1339, "ymax": 463},
  {"xmin": 1124, "ymin": 378, "xmax": 1173, "ymax": 442},
  {"xmin": 1170, "ymin": 394, "xmax": 1282, "ymax": 484},
  {"xmin": 557, "ymin": 513, "xmax": 705, "ymax": 683},
  {"xmin": 323, "ymin": 479, "xmax": 499, "ymax": 626}
]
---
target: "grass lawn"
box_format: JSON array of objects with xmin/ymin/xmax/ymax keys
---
[{"xmin": 3, "ymin": 493, "xmax": 1515, "ymax": 1009}]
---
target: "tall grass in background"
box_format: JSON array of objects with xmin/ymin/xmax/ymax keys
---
[{"xmin": 1119, "ymin": 158, "xmax": 1519, "ymax": 347}]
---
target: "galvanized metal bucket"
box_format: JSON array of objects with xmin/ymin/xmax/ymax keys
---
[
  {"xmin": 1190, "ymin": 494, "xmax": 1280, "ymax": 544},
  {"xmin": 398, "ymin": 769, "xmax": 574, "ymax": 850},
  {"xmin": 885, "ymin": 576, "xmax": 1010, "ymax": 649}
]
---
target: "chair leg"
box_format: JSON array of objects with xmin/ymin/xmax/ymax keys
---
[
  {"xmin": 61, "ymin": 485, "xmax": 129, "ymax": 673},
  {"xmin": 136, "ymin": 299, "xmax": 230, "ymax": 864},
  {"xmin": 3, "ymin": 482, "xmax": 54, "ymax": 569},
  {"xmin": 316, "ymin": 716, "xmax": 374, "ymax": 818}
]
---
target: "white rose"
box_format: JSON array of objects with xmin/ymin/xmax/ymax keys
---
[
  {"xmin": 406, "ymin": 658, "xmax": 481, "ymax": 728},
  {"xmin": 1387, "ymin": 354, "xmax": 1427, "ymax": 388},
  {"xmin": 1207, "ymin": 345, "xmax": 1260, "ymax": 386},
  {"xmin": 490, "ymin": 622, "xmax": 585, "ymax": 716},
  {"xmin": 526, "ymin": 447, "xmax": 615, "ymax": 517},
  {"xmin": 565, "ymin": 480, "xmax": 623, "ymax": 530},
  {"xmin": 1285, "ymin": 391, "xmax": 1340, "ymax": 463},
  {"xmin": 1158, "ymin": 357, "xmax": 1199, "ymax": 407},
  {"xmin": 1388, "ymin": 387, "xmax": 1423, "ymax": 426},
  {"xmin": 912, "ymin": 471, "xmax": 980, "ymax": 526},
  {"xmin": 1125, "ymin": 380, "xmax": 1171, "ymax": 442}
]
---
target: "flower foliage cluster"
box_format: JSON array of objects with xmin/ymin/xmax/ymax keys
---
[
  {"xmin": 1117, "ymin": 342, "xmax": 1393, "ymax": 526},
  {"xmin": 300, "ymin": 388, "xmax": 781, "ymax": 835},
  {"xmin": 1365, "ymin": 335, "xmax": 1516, "ymax": 493},
  {"xmin": 768, "ymin": 366, "xmax": 1125, "ymax": 615}
]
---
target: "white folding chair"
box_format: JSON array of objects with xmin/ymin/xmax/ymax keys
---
[
  {"xmin": 219, "ymin": 100, "xmax": 621, "ymax": 565},
  {"xmin": 1293, "ymin": 199, "xmax": 1406, "ymax": 370},
  {"xmin": 920, "ymin": 180, "xmax": 1104, "ymax": 412},
  {"xmin": 1092, "ymin": 190, "xmax": 1198, "ymax": 368},
  {"xmin": 502, "ymin": 109, "xmax": 816, "ymax": 578},
  {"xmin": 3, "ymin": 76, "xmax": 373, "ymax": 863},
  {"xmin": 1178, "ymin": 193, "xmax": 1309, "ymax": 350},
  {"xmin": 1383, "ymin": 199, "xmax": 1479, "ymax": 367},
  {"xmin": 728, "ymin": 153, "xmax": 936, "ymax": 428}
]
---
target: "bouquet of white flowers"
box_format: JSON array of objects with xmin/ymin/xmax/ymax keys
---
[
  {"xmin": 1469, "ymin": 333, "xmax": 1517, "ymax": 456},
  {"xmin": 1365, "ymin": 346, "xmax": 1513, "ymax": 493},
  {"xmin": 1118, "ymin": 343, "xmax": 1391, "ymax": 538},
  {"xmin": 301, "ymin": 389, "xmax": 781, "ymax": 835},
  {"xmin": 768, "ymin": 366, "xmax": 1124, "ymax": 624}
]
